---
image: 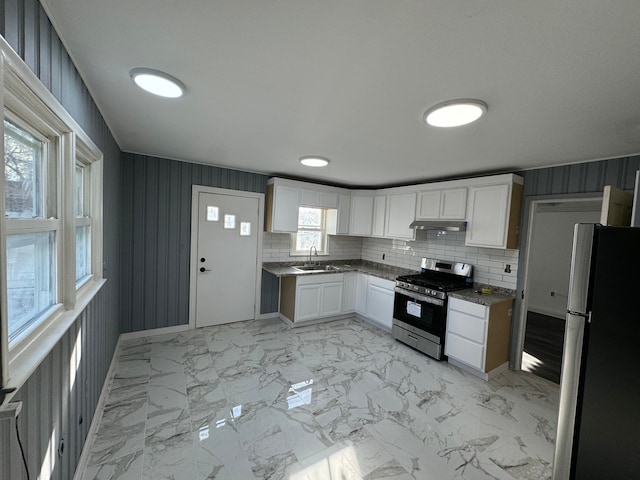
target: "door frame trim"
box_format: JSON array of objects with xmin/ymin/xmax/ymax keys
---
[
  {"xmin": 511, "ymin": 193, "xmax": 601, "ymax": 369},
  {"xmin": 188, "ymin": 185, "xmax": 265, "ymax": 329}
]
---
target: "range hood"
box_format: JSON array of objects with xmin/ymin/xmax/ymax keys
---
[{"xmin": 409, "ymin": 220, "xmax": 467, "ymax": 232}]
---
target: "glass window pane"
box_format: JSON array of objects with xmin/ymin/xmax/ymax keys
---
[
  {"xmin": 75, "ymin": 164, "xmax": 84, "ymax": 217},
  {"xmin": 76, "ymin": 226, "xmax": 91, "ymax": 282},
  {"xmin": 206, "ymin": 206, "xmax": 219, "ymax": 222},
  {"xmin": 296, "ymin": 230, "xmax": 322, "ymax": 251},
  {"xmin": 4, "ymin": 120, "xmax": 44, "ymax": 219},
  {"xmin": 224, "ymin": 214, "xmax": 236, "ymax": 229},
  {"xmin": 7, "ymin": 232, "xmax": 56, "ymax": 341},
  {"xmin": 298, "ymin": 207, "xmax": 322, "ymax": 227}
]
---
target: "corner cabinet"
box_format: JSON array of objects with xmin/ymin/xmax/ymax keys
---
[
  {"xmin": 444, "ymin": 296, "xmax": 513, "ymax": 380},
  {"xmin": 465, "ymin": 176, "xmax": 523, "ymax": 249},
  {"xmin": 349, "ymin": 193, "xmax": 375, "ymax": 236},
  {"xmin": 385, "ymin": 193, "xmax": 416, "ymax": 239}
]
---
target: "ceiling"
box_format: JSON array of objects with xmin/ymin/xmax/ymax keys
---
[{"xmin": 41, "ymin": 0, "xmax": 640, "ymax": 187}]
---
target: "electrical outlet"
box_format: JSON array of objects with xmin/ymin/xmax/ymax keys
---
[
  {"xmin": 504, "ymin": 264, "xmax": 511, "ymax": 273},
  {"xmin": 382, "ymin": 253, "xmax": 385, "ymax": 260}
]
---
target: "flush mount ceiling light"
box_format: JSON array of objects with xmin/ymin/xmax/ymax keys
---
[
  {"xmin": 423, "ymin": 99, "xmax": 488, "ymax": 127},
  {"xmin": 299, "ymin": 156, "xmax": 330, "ymax": 167},
  {"xmin": 130, "ymin": 68, "xmax": 186, "ymax": 98}
]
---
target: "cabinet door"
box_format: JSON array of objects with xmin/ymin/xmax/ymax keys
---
[
  {"xmin": 342, "ymin": 272, "xmax": 357, "ymax": 313},
  {"xmin": 385, "ymin": 193, "xmax": 416, "ymax": 239},
  {"xmin": 322, "ymin": 283, "xmax": 343, "ymax": 316},
  {"xmin": 372, "ymin": 196, "xmax": 387, "ymax": 237},
  {"xmin": 349, "ymin": 196, "xmax": 374, "ymax": 236},
  {"xmin": 445, "ymin": 332, "xmax": 485, "ymax": 370},
  {"xmin": 366, "ymin": 284, "xmax": 394, "ymax": 331},
  {"xmin": 271, "ymin": 185, "xmax": 300, "ymax": 232},
  {"xmin": 337, "ymin": 194, "xmax": 351, "ymax": 235},
  {"xmin": 440, "ymin": 188, "xmax": 467, "ymax": 219},
  {"xmin": 296, "ymin": 284, "xmax": 322, "ymax": 321},
  {"xmin": 417, "ymin": 190, "xmax": 441, "ymax": 219},
  {"xmin": 355, "ymin": 274, "xmax": 368, "ymax": 315},
  {"xmin": 465, "ymin": 183, "xmax": 510, "ymax": 248}
]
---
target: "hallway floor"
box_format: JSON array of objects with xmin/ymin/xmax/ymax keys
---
[{"xmin": 82, "ymin": 317, "xmax": 559, "ymax": 480}]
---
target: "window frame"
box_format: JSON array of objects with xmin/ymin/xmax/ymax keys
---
[
  {"xmin": 0, "ymin": 38, "xmax": 104, "ymax": 397},
  {"xmin": 290, "ymin": 206, "xmax": 330, "ymax": 257}
]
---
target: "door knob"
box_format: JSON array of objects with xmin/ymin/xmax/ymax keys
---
[
  {"xmin": 200, "ymin": 258, "xmax": 206, "ymax": 262},
  {"xmin": 200, "ymin": 267, "xmax": 211, "ymax": 273}
]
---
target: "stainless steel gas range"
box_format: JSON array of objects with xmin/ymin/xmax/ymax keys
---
[{"xmin": 392, "ymin": 258, "xmax": 473, "ymax": 360}]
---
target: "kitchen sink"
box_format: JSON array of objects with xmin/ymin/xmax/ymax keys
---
[{"xmin": 292, "ymin": 265, "xmax": 341, "ymax": 273}]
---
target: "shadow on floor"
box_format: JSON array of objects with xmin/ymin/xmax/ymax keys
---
[{"xmin": 521, "ymin": 311, "xmax": 565, "ymax": 384}]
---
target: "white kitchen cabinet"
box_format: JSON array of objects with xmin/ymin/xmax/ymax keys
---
[
  {"xmin": 385, "ymin": 193, "xmax": 416, "ymax": 239},
  {"xmin": 365, "ymin": 276, "xmax": 395, "ymax": 331},
  {"xmin": 342, "ymin": 272, "xmax": 357, "ymax": 313},
  {"xmin": 355, "ymin": 273, "xmax": 369, "ymax": 315},
  {"xmin": 265, "ymin": 181, "xmax": 299, "ymax": 233},
  {"xmin": 416, "ymin": 188, "xmax": 466, "ymax": 220},
  {"xmin": 337, "ymin": 194, "xmax": 351, "ymax": 235},
  {"xmin": 445, "ymin": 296, "xmax": 513, "ymax": 380},
  {"xmin": 280, "ymin": 273, "xmax": 344, "ymax": 323},
  {"xmin": 349, "ymin": 194, "xmax": 374, "ymax": 236},
  {"xmin": 372, "ymin": 196, "xmax": 387, "ymax": 237},
  {"xmin": 465, "ymin": 180, "xmax": 522, "ymax": 249},
  {"xmin": 300, "ymin": 188, "xmax": 338, "ymax": 209}
]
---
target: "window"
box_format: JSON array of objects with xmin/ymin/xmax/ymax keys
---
[
  {"xmin": 290, "ymin": 207, "xmax": 329, "ymax": 256},
  {"xmin": 4, "ymin": 118, "xmax": 59, "ymax": 342},
  {"xmin": 1, "ymin": 35, "xmax": 104, "ymax": 393}
]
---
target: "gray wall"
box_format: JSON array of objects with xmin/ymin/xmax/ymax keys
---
[
  {"xmin": 1, "ymin": 0, "xmax": 122, "ymax": 478},
  {"xmin": 119, "ymin": 153, "xmax": 269, "ymax": 332}
]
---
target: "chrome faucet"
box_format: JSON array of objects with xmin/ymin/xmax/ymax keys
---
[{"xmin": 308, "ymin": 246, "xmax": 318, "ymax": 265}]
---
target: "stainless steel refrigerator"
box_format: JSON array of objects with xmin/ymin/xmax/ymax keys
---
[{"xmin": 553, "ymin": 224, "xmax": 640, "ymax": 479}]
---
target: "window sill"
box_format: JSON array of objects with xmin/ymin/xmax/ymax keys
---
[{"xmin": 4, "ymin": 278, "xmax": 107, "ymax": 402}]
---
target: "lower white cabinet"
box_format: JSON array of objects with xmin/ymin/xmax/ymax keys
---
[
  {"xmin": 445, "ymin": 296, "xmax": 513, "ymax": 380},
  {"xmin": 280, "ymin": 273, "xmax": 344, "ymax": 323},
  {"xmin": 342, "ymin": 272, "xmax": 357, "ymax": 313},
  {"xmin": 364, "ymin": 276, "xmax": 395, "ymax": 331},
  {"xmin": 355, "ymin": 273, "xmax": 369, "ymax": 315}
]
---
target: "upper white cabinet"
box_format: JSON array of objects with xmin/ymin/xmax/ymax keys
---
[
  {"xmin": 417, "ymin": 188, "xmax": 466, "ymax": 220},
  {"xmin": 349, "ymin": 193, "xmax": 375, "ymax": 236},
  {"xmin": 465, "ymin": 176, "xmax": 523, "ymax": 249},
  {"xmin": 300, "ymin": 189, "xmax": 338, "ymax": 209},
  {"xmin": 266, "ymin": 178, "xmax": 348, "ymax": 233},
  {"xmin": 265, "ymin": 181, "xmax": 299, "ymax": 233},
  {"xmin": 372, "ymin": 196, "xmax": 387, "ymax": 237},
  {"xmin": 385, "ymin": 193, "xmax": 416, "ymax": 239}
]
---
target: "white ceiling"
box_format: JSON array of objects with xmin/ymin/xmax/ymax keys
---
[{"xmin": 41, "ymin": 0, "xmax": 640, "ymax": 187}]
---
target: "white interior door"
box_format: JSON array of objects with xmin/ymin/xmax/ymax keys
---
[
  {"xmin": 193, "ymin": 189, "xmax": 262, "ymax": 327},
  {"xmin": 600, "ymin": 185, "xmax": 633, "ymax": 226}
]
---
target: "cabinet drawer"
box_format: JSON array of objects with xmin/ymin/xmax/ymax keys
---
[
  {"xmin": 368, "ymin": 275, "xmax": 394, "ymax": 290},
  {"xmin": 447, "ymin": 310, "xmax": 487, "ymax": 344},
  {"xmin": 448, "ymin": 297, "xmax": 487, "ymax": 318},
  {"xmin": 445, "ymin": 332, "xmax": 485, "ymax": 370},
  {"xmin": 296, "ymin": 273, "xmax": 344, "ymax": 285}
]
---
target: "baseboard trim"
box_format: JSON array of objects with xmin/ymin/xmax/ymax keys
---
[
  {"xmin": 448, "ymin": 358, "xmax": 510, "ymax": 381},
  {"xmin": 119, "ymin": 324, "xmax": 190, "ymax": 341},
  {"xmin": 258, "ymin": 312, "xmax": 280, "ymax": 320},
  {"xmin": 73, "ymin": 335, "xmax": 123, "ymax": 480}
]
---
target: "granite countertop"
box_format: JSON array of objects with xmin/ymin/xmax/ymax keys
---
[
  {"xmin": 262, "ymin": 259, "xmax": 416, "ymax": 282},
  {"xmin": 448, "ymin": 285, "xmax": 516, "ymax": 306}
]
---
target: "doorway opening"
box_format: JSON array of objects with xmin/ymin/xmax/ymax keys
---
[{"xmin": 516, "ymin": 197, "xmax": 601, "ymax": 383}]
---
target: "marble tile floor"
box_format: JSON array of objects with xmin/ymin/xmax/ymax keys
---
[{"xmin": 82, "ymin": 317, "xmax": 559, "ymax": 480}]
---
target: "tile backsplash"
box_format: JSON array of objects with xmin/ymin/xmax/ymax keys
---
[
  {"xmin": 262, "ymin": 231, "xmax": 518, "ymax": 289},
  {"xmin": 360, "ymin": 231, "xmax": 519, "ymax": 289},
  {"xmin": 262, "ymin": 233, "xmax": 363, "ymax": 262}
]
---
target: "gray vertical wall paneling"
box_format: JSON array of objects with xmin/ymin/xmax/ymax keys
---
[
  {"xmin": 260, "ymin": 271, "xmax": 279, "ymax": 314},
  {"xmin": 522, "ymin": 155, "xmax": 640, "ymax": 197},
  {"xmin": 2, "ymin": 0, "xmax": 122, "ymax": 478},
  {"xmin": 120, "ymin": 154, "xmax": 269, "ymax": 332}
]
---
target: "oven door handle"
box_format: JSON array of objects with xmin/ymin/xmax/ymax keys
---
[{"xmin": 394, "ymin": 288, "xmax": 444, "ymax": 306}]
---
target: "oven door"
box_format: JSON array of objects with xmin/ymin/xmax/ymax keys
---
[{"xmin": 393, "ymin": 288, "xmax": 446, "ymax": 342}]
